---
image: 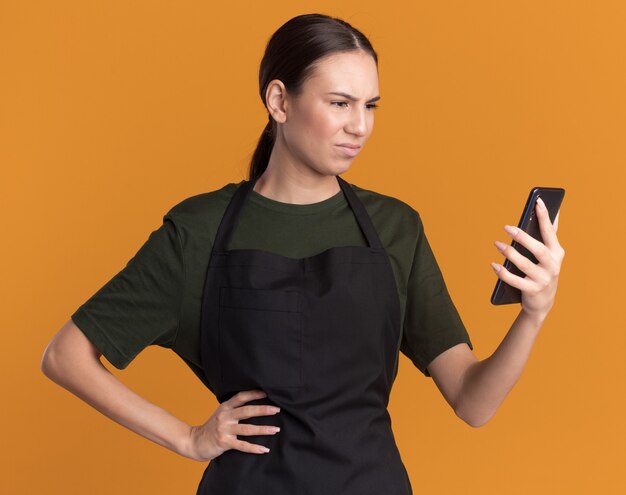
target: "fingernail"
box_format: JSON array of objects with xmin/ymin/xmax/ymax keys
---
[
  {"xmin": 494, "ymin": 240, "xmax": 507, "ymax": 251},
  {"xmin": 491, "ymin": 262, "xmax": 501, "ymax": 273},
  {"xmin": 536, "ymin": 197, "xmax": 546, "ymax": 210},
  {"xmin": 262, "ymin": 447, "xmax": 270, "ymax": 453},
  {"xmin": 271, "ymin": 407, "xmax": 281, "ymax": 413},
  {"xmin": 504, "ymin": 225, "xmax": 518, "ymax": 236}
]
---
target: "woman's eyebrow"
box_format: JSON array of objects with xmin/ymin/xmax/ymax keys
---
[{"xmin": 327, "ymin": 92, "xmax": 381, "ymax": 103}]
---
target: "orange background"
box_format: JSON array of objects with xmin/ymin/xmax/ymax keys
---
[{"xmin": 2, "ymin": 1, "xmax": 624, "ymax": 493}]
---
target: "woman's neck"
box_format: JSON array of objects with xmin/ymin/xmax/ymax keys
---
[{"xmin": 253, "ymin": 161, "xmax": 342, "ymax": 206}]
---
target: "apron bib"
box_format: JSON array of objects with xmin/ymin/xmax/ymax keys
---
[{"xmin": 196, "ymin": 175, "xmax": 412, "ymax": 494}]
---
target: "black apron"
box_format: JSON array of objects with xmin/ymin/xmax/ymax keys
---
[{"xmin": 196, "ymin": 175, "xmax": 412, "ymax": 494}]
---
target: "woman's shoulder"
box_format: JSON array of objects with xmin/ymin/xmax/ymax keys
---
[
  {"xmin": 350, "ymin": 182, "xmax": 422, "ymax": 230},
  {"xmin": 162, "ymin": 180, "xmax": 244, "ymax": 231}
]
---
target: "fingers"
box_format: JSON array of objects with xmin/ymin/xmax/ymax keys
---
[
  {"xmin": 502, "ymin": 223, "xmax": 560, "ymax": 271},
  {"xmin": 232, "ymin": 404, "xmax": 281, "ymax": 421},
  {"xmin": 494, "ymin": 240, "xmax": 543, "ymax": 279},
  {"xmin": 496, "ymin": 226, "xmax": 561, "ymax": 281},
  {"xmin": 223, "ymin": 389, "xmax": 268, "ymax": 410},
  {"xmin": 234, "ymin": 422, "xmax": 281, "ymax": 437},
  {"xmin": 491, "ymin": 199, "xmax": 564, "ymax": 311},
  {"xmin": 502, "ymin": 199, "xmax": 562, "ymax": 266},
  {"xmin": 553, "ymin": 209, "xmax": 560, "ymax": 232},
  {"xmin": 231, "ymin": 437, "xmax": 272, "ymax": 454},
  {"xmin": 492, "ymin": 233, "xmax": 562, "ymax": 291},
  {"xmin": 535, "ymin": 197, "xmax": 562, "ymax": 251},
  {"xmin": 215, "ymin": 416, "xmax": 276, "ymax": 455},
  {"xmin": 502, "ymin": 224, "xmax": 554, "ymax": 269},
  {"xmin": 490, "ymin": 261, "xmax": 536, "ymax": 293},
  {"xmin": 215, "ymin": 389, "xmax": 281, "ymax": 456}
]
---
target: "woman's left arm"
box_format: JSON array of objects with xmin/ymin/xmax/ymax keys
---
[{"xmin": 427, "ymin": 196, "xmax": 565, "ymax": 427}]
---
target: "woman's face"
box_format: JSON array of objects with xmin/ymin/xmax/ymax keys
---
[{"xmin": 269, "ymin": 50, "xmax": 380, "ymax": 177}]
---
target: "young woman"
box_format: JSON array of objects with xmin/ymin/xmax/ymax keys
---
[{"xmin": 41, "ymin": 13, "xmax": 564, "ymax": 494}]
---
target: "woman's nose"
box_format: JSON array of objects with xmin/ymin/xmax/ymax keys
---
[{"xmin": 346, "ymin": 107, "xmax": 368, "ymax": 136}]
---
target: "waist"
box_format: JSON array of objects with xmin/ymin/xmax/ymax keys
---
[{"xmin": 197, "ymin": 421, "xmax": 412, "ymax": 495}]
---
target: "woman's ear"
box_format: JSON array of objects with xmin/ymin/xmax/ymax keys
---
[{"xmin": 265, "ymin": 79, "xmax": 289, "ymax": 124}]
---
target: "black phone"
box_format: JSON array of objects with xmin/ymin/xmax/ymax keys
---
[{"xmin": 490, "ymin": 186, "xmax": 565, "ymax": 305}]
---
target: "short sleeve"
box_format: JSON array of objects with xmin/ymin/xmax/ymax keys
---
[
  {"xmin": 71, "ymin": 214, "xmax": 185, "ymax": 369},
  {"xmin": 400, "ymin": 212, "xmax": 473, "ymax": 377}
]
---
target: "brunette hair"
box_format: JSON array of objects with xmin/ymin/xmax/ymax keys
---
[{"xmin": 248, "ymin": 13, "xmax": 378, "ymax": 180}]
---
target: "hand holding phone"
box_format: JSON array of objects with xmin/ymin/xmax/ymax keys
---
[{"xmin": 490, "ymin": 187, "xmax": 565, "ymax": 305}]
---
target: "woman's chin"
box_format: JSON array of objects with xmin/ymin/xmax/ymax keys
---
[{"xmin": 328, "ymin": 160, "xmax": 354, "ymax": 176}]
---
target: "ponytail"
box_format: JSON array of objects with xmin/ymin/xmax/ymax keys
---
[{"xmin": 249, "ymin": 115, "xmax": 275, "ymax": 181}]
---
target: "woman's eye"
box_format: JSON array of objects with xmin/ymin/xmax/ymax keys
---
[{"xmin": 331, "ymin": 101, "xmax": 380, "ymax": 110}]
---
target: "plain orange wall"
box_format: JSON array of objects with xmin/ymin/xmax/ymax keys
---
[{"xmin": 2, "ymin": 1, "xmax": 624, "ymax": 493}]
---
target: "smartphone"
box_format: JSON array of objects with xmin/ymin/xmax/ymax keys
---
[{"xmin": 490, "ymin": 186, "xmax": 565, "ymax": 305}]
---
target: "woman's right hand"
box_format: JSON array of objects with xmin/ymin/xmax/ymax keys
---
[{"xmin": 186, "ymin": 389, "xmax": 281, "ymax": 461}]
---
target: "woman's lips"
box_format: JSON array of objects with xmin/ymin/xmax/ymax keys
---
[{"xmin": 335, "ymin": 144, "xmax": 361, "ymax": 157}]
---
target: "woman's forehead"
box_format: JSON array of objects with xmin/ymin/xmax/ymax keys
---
[{"xmin": 304, "ymin": 52, "xmax": 379, "ymax": 96}]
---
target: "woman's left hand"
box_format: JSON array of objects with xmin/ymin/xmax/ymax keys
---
[{"xmin": 492, "ymin": 197, "xmax": 565, "ymax": 320}]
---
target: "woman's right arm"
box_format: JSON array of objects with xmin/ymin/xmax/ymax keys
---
[
  {"xmin": 40, "ymin": 319, "xmax": 200, "ymax": 459},
  {"xmin": 40, "ymin": 320, "xmax": 280, "ymax": 460}
]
